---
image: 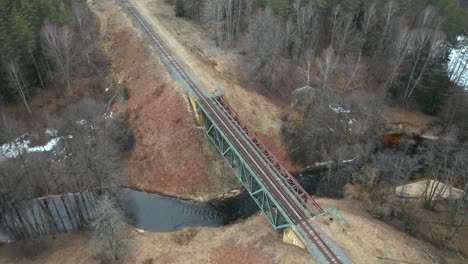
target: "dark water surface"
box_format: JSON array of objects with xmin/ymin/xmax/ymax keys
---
[
  {"xmin": 0, "ymin": 189, "xmax": 259, "ymax": 241},
  {"xmin": 121, "ymin": 189, "xmax": 258, "ymax": 232}
]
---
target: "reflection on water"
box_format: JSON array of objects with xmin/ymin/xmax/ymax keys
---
[
  {"xmin": 121, "ymin": 189, "xmax": 258, "ymax": 232},
  {"xmin": 0, "ymin": 189, "xmax": 259, "ymax": 241}
]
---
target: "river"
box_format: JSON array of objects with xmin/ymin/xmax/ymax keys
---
[{"xmin": 0, "ymin": 189, "xmax": 259, "ymax": 241}]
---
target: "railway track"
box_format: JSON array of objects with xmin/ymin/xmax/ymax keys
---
[{"xmin": 118, "ymin": 0, "xmax": 344, "ymax": 263}]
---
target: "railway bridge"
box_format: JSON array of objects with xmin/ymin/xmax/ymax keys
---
[{"xmin": 119, "ymin": 0, "xmax": 352, "ymax": 263}]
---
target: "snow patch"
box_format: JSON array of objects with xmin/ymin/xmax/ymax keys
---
[
  {"xmin": 0, "ymin": 129, "xmax": 63, "ymax": 161},
  {"xmin": 329, "ymin": 105, "xmax": 350, "ymax": 114},
  {"xmin": 448, "ymin": 36, "xmax": 468, "ymax": 88}
]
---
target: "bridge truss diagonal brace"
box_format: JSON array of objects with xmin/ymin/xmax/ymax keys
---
[{"xmin": 200, "ymin": 110, "xmax": 292, "ymax": 230}]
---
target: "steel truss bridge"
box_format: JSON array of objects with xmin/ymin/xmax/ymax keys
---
[{"xmin": 119, "ymin": 0, "xmax": 352, "ymax": 263}]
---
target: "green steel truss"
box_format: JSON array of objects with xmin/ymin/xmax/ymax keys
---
[{"xmin": 200, "ymin": 109, "xmax": 292, "ymax": 230}]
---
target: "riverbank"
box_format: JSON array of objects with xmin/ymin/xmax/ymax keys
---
[
  {"xmin": 0, "ymin": 214, "xmax": 312, "ymax": 264},
  {"xmin": 1, "ymin": 197, "xmax": 447, "ymax": 264}
]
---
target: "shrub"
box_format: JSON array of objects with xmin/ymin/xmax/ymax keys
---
[
  {"xmin": 172, "ymin": 228, "xmax": 198, "ymax": 245},
  {"xmin": 13, "ymin": 238, "xmax": 50, "ymax": 258},
  {"xmin": 91, "ymin": 196, "xmax": 133, "ymax": 263},
  {"xmin": 122, "ymin": 84, "xmax": 131, "ymax": 101},
  {"xmin": 107, "ymin": 113, "xmax": 135, "ymax": 153},
  {"xmin": 142, "ymin": 258, "xmax": 154, "ymax": 264},
  {"xmin": 175, "ymin": 0, "xmax": 186, "ymax": 17}
]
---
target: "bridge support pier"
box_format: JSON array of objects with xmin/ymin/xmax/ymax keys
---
[
  {"xmin": 188, "ymin": 95, "xmax": 204, "ymax": 125},
  {"xmin": 283, "ymin": 227, "xmax": 306, "ymax": 249}
]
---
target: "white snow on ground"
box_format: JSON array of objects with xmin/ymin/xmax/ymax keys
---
[
  {"xmin": 0, "ymin": 129, "xmax": 61, "ymax": 161},
  {"xmin": 329, "ymin": 105, "xmax": 351, "ymax": 114},
  {"xmin": 448, "ymin": 36, "xmax": 468, "ymax": 88}
]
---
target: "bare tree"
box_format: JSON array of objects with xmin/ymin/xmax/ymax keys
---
[
  {"xmin": 72, "ymin": 1, "xmax": 95, "ymax": 66},
  {"xmin": 344, "ymin": 2, "xmax": 377, "ymax": 90},
  {"xmin": 2, "ymin": 60, "xmax": 32, "ymax": 114},
  {"xmin": 40, "ymin": 21, "xmax": 74, "ymax": 91},
  {"xmin": 288, "ymin": 0, "xmax": 319, "ymax": 59},
  {"xmin": 330, "ymin": 6, "xmax": 359, "ymax": 58},
  {"xmin": 372, "ymin": 150, "xmax": 423, "ymax": 188},
  {"xmin": 247, "ymin": 9, "xmax": 285, "ymax": 88},
  {"xmin": 376, "ymin": 0, "xmax": 399, "ymax": 55},
  {"xmin": 203, "ymin": 0, "xmax": 244, "ymax": 47},
  {"xmin": 316, "ymin": 47, "xmax": 338, "ymax": 92},
  {"xmin": 383, "ymin": 24, "xmax": 415, "ymax": 90},
  {"xmin": 402, "ymin": 7, "xmax": 445, "ymax": 100},
  {"xmin": 91, "ymin": 195, "xmax": 133, "ymax": 263},
  {"xmin": 420, "ymin": 128, "xmax": 465, "ymax": 209}
]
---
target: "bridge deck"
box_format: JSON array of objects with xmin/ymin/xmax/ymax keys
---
[{"xmin": 119, "ymin": 1, "xmax": 351, "ymax": 263}]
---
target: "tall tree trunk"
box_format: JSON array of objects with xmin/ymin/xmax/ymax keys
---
[{"xmin": 30, "ymin": 52, "xmax": 46, "ymax": 89}]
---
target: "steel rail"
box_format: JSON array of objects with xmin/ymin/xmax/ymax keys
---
[
  {"xmin": 215, "ymin": 97, "xmax": 324, "ymax": 213},
  {"xmin": 119, "ymin": 1, "xmax": 342, "ymax": 262}
]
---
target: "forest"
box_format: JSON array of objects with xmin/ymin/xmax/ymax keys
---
[
  {"xmin": 0, "ymin": 0, "xmax": 101, "ymax": 112},
  {"xmin": 0, "ymin": 0, "xmax": 134, "ymax": 261}
]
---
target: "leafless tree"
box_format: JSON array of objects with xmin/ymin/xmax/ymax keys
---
[
  {"xmin": 71, "ymin": 1, "xmax": 95, "ymax": 67},
  {"xmin": 288, "ymin": 0, "xmax": 320, "ymax": 60},
  {"xmin": 330, "ymin": 6, "xmax": 360, "ymax": 58},
  {"xmin": 383, "ymin": 24, "xmax": 415, "ymax": 90},
  {"xmin": 421, "ymin": 128, "xmax": 464, "ymax": 209},
  {"xmin": 40, "ymin": 21, "xmax": 74, "ymax": 91},
  {"xmin": 376, "ymin": 0, "xmax": 399, "ymax": 55},
  {"xmin": 2, "ymin": 60, "xmax": 32, "ymax": 114},
  {"xmin": 445, "ymin": 147, "xmax": 468, "ymax": 241},
  {"xmin": 203, "ymin": 0, "xmax": 244, "ymax": 47},
  {"xmin": 315, "ymin": 47, "xmax": 338, "ymax": 92},
  {"xmin": 344, "ymin": 2, "xmax": 377, "ymax": 90},
  {"xmin": 449, "ymin": 37, "xmax": 468, "ymax": 84},
  {"xmin": 0, "ymin": 116, "xmax": 35, "ymax": 190},
  {"xmin": 247, "ymin": 9, "xmax": 285, "ymax": 88},
  {"xmin": 91, "ymin": 195, "xmax": 133, "ymax": 263},
  {"xmin": 402, "ymin": 7, "xmax": 445, "ymax": 100},
  {"xmin": 372, "ymin": 150, "xmax": 423, "ymax": 187}
]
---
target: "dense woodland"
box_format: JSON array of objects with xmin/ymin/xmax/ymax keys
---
[
  {"xmin": 0, "ymin": 0, "xmax": 99, "ymax": 112},
  {"xmin": 0, "ymin": 0, "xmax": 134, "ymax": 259}
]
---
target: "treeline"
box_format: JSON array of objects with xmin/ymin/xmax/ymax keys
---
[
  {"xmin": 0, "ymin": 0, "xmax": 97, "ymax": 113},
  {"xmin": 172, "ymin": 0, "xmax": 467, "ymax": 115},
  {"xmin": 0, "ymin": 99, "xmax": 134, "ymax": 239}
]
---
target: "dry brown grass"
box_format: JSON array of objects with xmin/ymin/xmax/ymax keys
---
[
  {"xmin": 132, "ymin": 0, "xmax": 284, "ymax": 140},
  {"xmin": 0, "ymin": 214, "xmax": 312, "ymax": 264},
  {"xmin": 382, "ymin": 106, "xmax": 436, "ymax": 134},
  {"xmin": 90, "ymin": 0, "xmax": 240, "ymax": 199},
  {"xmin": 2, "ymin": 198, "xmax": 461, "ymax": 264},
  {"xmin": 314, "ymin": 198, "xmax": 445, "ymax": 264}
]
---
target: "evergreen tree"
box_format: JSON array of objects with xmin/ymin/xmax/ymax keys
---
[
  {"xmin": 391, "ymin": 46, "xmax": 450, "ymax": 115},
  {"xmin": 175, "ymin": 0, "xmax": 186, "ymax": 17},
  {"xmin": 0, "ymin": 0, "xmax": 67, "ymax": 104}
]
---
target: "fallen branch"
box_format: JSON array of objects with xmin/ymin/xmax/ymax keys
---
[
  {"xmin": 414, "ymin": 239, "xmax": 439, "ymax": 264},
  {"xmin": 376, "ymin": 256, "xmax": 418, "ymax": 264},
  {"xmin": 296, "ymin": 156, "xmax": 360, "ymax": 175}
]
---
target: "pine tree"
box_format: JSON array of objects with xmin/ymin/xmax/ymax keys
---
[{"xmin": 175, "ymin": 0, "xmax": 186, "ymax": 17}]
